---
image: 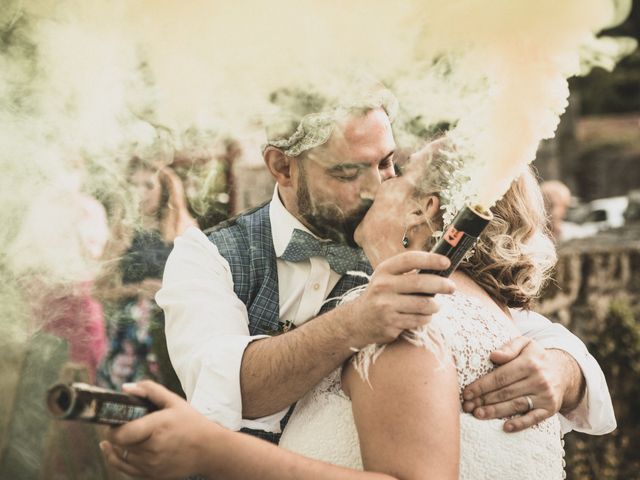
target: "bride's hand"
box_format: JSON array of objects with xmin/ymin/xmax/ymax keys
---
[
  {"xmin": 100, "ymin": 380, "xmax": 225, "ymax": 479},
  {"xmin": 460, "ymin": 337, "xmax": 586, "ymax": 432}
]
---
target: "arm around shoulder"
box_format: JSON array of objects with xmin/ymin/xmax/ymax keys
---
[{"xmin": 512, "ymin": 309, "xmax": 616, "ymax": 434}]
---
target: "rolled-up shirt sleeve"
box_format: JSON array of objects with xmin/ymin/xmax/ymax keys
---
[
  {"xmin": 156, "ymin": 227, "xmax": 286, "ymax": 432},
  {"xmin": 511, "ymin": 309, "xmax": 617, "ymax": 435}
]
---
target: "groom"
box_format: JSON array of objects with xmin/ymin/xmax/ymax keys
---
[{"xmin": 158, "ymin": 87, "xmax": 615, "ymax": 443}]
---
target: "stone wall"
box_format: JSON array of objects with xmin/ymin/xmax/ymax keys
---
[{"xmin": 537, "ymin": 224, "xmax": 640, "ymax": 333}]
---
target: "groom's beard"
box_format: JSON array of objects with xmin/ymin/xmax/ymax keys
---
[{"xmin": 297, "ymin": 174, "xmax": 372, "ymax": 248}]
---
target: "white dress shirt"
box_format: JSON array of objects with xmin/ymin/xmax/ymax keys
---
[{"xmin": 158, "ymin": 186, "xmax": 616, "ymax": 435}]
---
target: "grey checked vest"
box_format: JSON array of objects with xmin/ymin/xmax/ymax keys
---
[{"xmin": 206, "ymin": 202, "xmax": 372, "ymax": 443}]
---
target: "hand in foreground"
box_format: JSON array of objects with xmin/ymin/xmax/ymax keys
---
[
  {"xmin": 461, "ymin": 336, "xmax": 585, "ymax": 432},
  {"xmin": 341, "ymin": 251, "xmax": 455, "ymax": 349},
  {"xmin": 100, "ymin": 380, "xmax": 222, "ymax": 479}
]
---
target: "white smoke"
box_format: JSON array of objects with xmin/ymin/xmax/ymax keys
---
[{"xmin": 0, "ymin": 0, "xmax": 635, "ymax": 284}]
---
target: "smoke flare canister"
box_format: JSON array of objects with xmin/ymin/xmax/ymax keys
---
[
  {"xmin": 418, "ymin": 204, "xmax": 493, "ymax": 288},
  {"xmin": 46, "ymin": 382, "xmax": 157, "ymax": 425}
]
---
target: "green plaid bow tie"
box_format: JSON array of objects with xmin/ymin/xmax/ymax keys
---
[{"xmin": 281, "ymin": 229, "xmax": 366, "ymax": 275}]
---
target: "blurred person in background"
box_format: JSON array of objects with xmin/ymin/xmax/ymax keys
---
[
  {"xmin": 10, "ymin": 156, "xmax": 111, "ymax": 382},
  {"xmin": 41, "ymin": 190, "xmax": 110, "ymax": 381},
  {"xmin": 541, "ymin": 180, "xmax": 572, "ymax": 242},
  {"xmin": 97, "ymin": 157, "xmax": 196, "ymax": 393}
]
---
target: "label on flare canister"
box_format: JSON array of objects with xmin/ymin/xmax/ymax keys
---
[
  {"xmin": 97, "ymin": 401, "xmax": 149, "ymax": 425},
  {"xmin": 443, "ymin": 226, "xmax": 464, "ymax": 247}
]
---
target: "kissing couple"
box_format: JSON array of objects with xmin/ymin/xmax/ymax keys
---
[{"xmin": 102, "ymin": 87, "xmax": 615, "ymax": 479}]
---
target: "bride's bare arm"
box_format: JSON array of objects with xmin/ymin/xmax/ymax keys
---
[{"xmin": 343, "ymin": 338, "xmax": 460, "ymax": 480}]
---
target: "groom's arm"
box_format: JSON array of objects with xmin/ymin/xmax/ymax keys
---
[
  {"xmin": 241, "ymin": 252, "xmax": 455, "ymax": 419},
  {"xmin": 462, "ymin": 310, "xmax": 616, "ymax": 435},
  {"xmin": 157, "ymin": 227, "xmax": 280, "ymax": 432}
]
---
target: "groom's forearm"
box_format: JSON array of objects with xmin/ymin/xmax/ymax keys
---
[{"xmin": 240, "ymin": 304, "xmax": 358, "ymax": 419}]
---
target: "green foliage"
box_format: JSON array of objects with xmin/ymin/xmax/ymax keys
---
[
  {"xmin": 572, "ymin": 50, "xmax": 640, "ymax": 115},
  {"xmin": 571, "ymin": 0, "xmax": 640, "ymax": 115},
  {"xmin": 565, "ymin": 299, "xmax": 640, "ymax": 479}
]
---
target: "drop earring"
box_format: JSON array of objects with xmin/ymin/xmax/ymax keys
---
[{"xmin": 402, "ymin": 227, "xmax": 410, "ymax": 248}]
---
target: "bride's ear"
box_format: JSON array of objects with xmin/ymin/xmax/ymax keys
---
[{"xmin": 405, "ymin": 195, "xmax": 440, "ymax": 230}]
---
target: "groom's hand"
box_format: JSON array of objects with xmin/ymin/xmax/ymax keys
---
[
  {"xmin": 461, "ymin": 336, "xmax": 586, "ymax": 432},
  {"xmin": 342, "ymin": 251, "xmax": 455, "ymax": 349}
]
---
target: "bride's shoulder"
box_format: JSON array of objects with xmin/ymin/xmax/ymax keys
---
[
  {"xmin": 343, "ymin": 289, "xmax": 517, "ymax": 396},
  {"xmin": 343, "ymin": 333, "xmax": 456, "ymax": 399}
]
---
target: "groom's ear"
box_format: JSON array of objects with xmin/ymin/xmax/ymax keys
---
[{"xmin": 263, "ymin": 147, "xmax": 294, "ymax": 186}]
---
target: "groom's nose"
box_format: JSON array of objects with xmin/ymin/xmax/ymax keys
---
[{"xmin": 359, "ymin": 167, "xmax": 384, "ymax": 201}]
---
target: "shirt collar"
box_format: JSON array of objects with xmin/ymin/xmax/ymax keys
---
[{"xmin": 270, "ymin": 184, "xmax": 318, "ymax": 257}]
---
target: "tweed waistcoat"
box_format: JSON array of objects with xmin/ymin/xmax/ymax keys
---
[
  {"xmin": 206, "ymin": 201, "xmax": 372, "ymax": 442},
  {"xmin": 207, "ymin": 202, "xmax": 373, "ymax": 335}
]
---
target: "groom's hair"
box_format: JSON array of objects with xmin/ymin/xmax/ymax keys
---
[
  {"xmin": 414, "ymin": 140, "xmax": 556, "ymax": 310},
  {"xmin": 263, "ymin": 82, "xmax": 397, "ymax": 159}
]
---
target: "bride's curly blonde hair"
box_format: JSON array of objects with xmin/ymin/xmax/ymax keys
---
[{"xmin": 415, "ymin": 142, "xmax": 557, "ymax": 310}]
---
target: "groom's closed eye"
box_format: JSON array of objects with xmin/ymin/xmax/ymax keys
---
[{"xmin": 328, "ymin": 165, "xmax": 366, "ymax": 181}]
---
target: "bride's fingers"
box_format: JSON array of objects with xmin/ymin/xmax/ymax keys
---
[
  {"xmin": 469, "ymin": 395, "xmax": 541, "ymax": 421},
  {"xmin": 503, "ymin": 408, "xmax": 550, "ymax": 433},
  {"xmin": 463, "ymin": 378, "xmax": 531, "ymax": 412}
]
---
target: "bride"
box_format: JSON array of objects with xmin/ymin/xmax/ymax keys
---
[{"xmin": 102, "ymin": 139, "xmax": 564, "ymax": 479}]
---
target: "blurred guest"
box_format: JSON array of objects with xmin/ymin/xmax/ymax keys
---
[
  {"xmin": 541, "ymin": 180, "xmax": 572, "ymax": 241},
  {"xmin": 97, "ymin": 158, "xmax": 196, "ymax": 392},
  {"xmin": 39, "ymin": 193, "xmax": 110, "ymax": 381},
  {"xmin": 10, "ymin": 156, "xmax": 111, "ymax": 381}
]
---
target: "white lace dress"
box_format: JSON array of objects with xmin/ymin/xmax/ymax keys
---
[{"xmin": 279, "ymin": 291, "xmax": 566, "ymax": 479}]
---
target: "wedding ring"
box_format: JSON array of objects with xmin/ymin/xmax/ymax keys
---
[
  {"xmin": 525, "ymin": 395, "xmax": 534, "ymax": 412},
  {"xmin": 122, "ymin": 449, "xmax": 129, "ymax": 461}
]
